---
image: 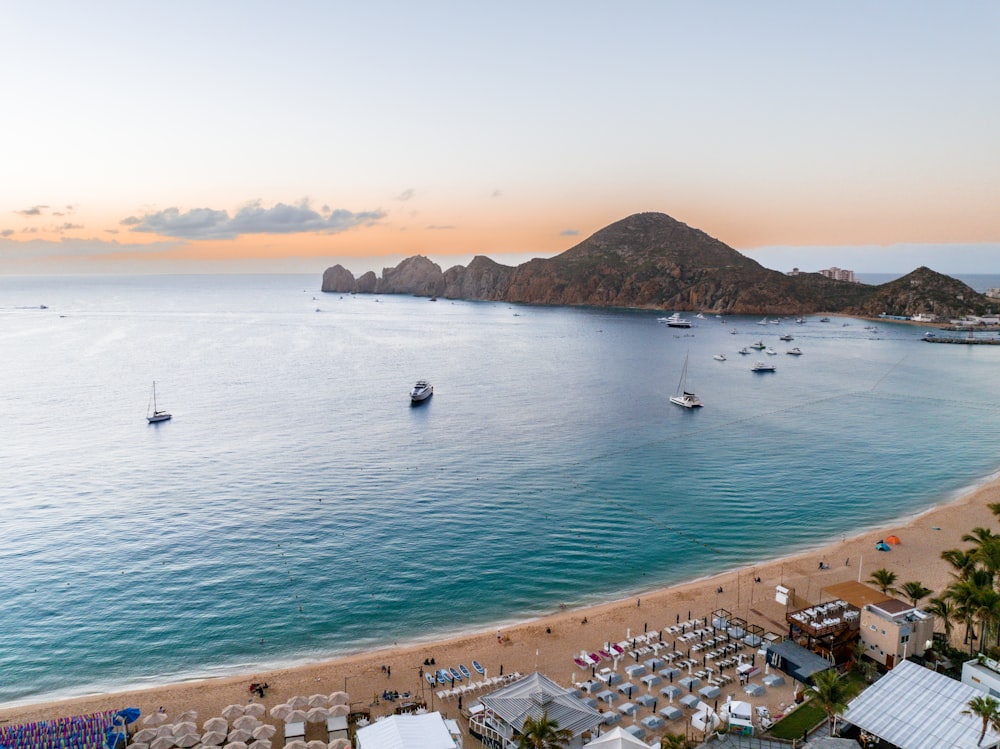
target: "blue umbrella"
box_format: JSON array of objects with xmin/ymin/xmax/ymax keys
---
[{"xmin": 116, "ymin": 708, "xmax": 142, "ymax": 725}]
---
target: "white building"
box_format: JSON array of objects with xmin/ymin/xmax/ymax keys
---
[
  {"xmin": 963, "ymin": 655, "xmax": 1000, "ymax": 697},
  {"xmin": 354, "ymin": 711, "xmax": 461, "ymax": 749},
  {"xmin": 818, "ymin": 267, "xmax": 856, "ymax": 283}
]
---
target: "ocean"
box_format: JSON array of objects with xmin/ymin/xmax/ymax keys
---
[{"xmin": 3, "ymin": 273, "xmax": 1000, "ymax": 708}]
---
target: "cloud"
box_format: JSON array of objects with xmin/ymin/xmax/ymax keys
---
[
  {"xmin": 123, "ymin": 200, "xmax": 385, "ymax": 240},
  {"xmin": 0, "ymin": 235, "xmax": 183, "ymax": 260},
  {"xmin": 491, "ymin": 189, "xmax": 502, "ymax": 198},
  {"xmin": 0, "ymin": 229, "xmax": 13, "ymax": 237},
  {"xmin": 394, "ymin": 189, "xmax": 415, "ymax": 201},
  {"xmin": 16, "ymin": 205, "xmax": 48, "ymax": 216},
  {"xmin": 55, "ymin": 222, "xmax": 84, "ymax": 232},
  {"xmin": 426, "ymin": 224, "xmax": 455, "ymax": 230},
  {"xmin": 560, "ymin": 229, "xmax": 580, "ymax": 236}
]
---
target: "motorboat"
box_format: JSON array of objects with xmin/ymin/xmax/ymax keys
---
[
  {"xmin": 410, "ymin": 380, "xmax": 433, "ymax": 403},
  {"xmin": 751, "ymin": 361, "xmax": 776, "ymax": 372},
  {"xmin": 738, "ymin": 347, "xmax": 751, "ymax": 355},
  {"xmin": 713, "ymin": 354, "xmax": 726, "ymax": 361},
  {"xmin": 820, "ymin": 317, "xmax": 831, "ymax": 323},
  {"xmin": 670, "ymin": 353, "xmax": 703, "ymax": 408},
  {"xmin": 765, "ymin": 348, "xmax": 777, "ymax": 355},
  {"xmin": 695, "ymin": 313, "xmax": 706, "ymax": 320},
  {"xmin": 662, "ymin": 312, "xmax": 692, "ymax": 328},
  {"xmin": 146, "ymin": 381, "xmax": 172, "ymax": 423},
  {"xmin": 750, "ymin": 341, "xmax": 766, "ymax": 350},
  {"xmin": 795, "ymin": 317, "xmax": 805, "ymax": 324},
  {"xmin": 779, "ymin": 333, "xmax": 793, "ymax": 341},
  {"xmin": 787, "ymin": 347, "xmax": 803, "ymax": 355}
]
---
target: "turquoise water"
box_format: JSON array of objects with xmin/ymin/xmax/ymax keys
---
[{"xmin": 2, "ymin": 274, "xmax": 1000, "ymax": 707}]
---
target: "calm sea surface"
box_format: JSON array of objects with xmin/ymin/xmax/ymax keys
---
[{"xmin": 3, "ymin": 273, "xmax": 1000, "ymax": 707}]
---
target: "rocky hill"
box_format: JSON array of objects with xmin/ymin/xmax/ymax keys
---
[{"xmin": 321, "ymin": 212, "xmax": 990, "ymax": 318}]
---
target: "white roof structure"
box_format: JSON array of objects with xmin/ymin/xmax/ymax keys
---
[
  {"xmin": 584, "ymin": 725, "xmax": 653, "ymax": 748},
  {"xmin": 354, "ymin": 711, "xmax": 457, "ymax": 749},
  {"xmin": 842, "ymin": 660, "xmax": 1000, "ymax": 749},
  {"xmin": 479, "ymin": 671, "xmax": 605, "ymax": 739}
]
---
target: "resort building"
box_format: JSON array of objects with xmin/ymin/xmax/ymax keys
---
[
  {"xmin": 859, "ymin": 598, "xmax": 935, "ymax": 668},
  {"xmin": 469, "ymin": 671, "xmax": 605, "ymax": 748},
  {"xmin": 843, "ymin": 660, "xmax": 1000, "ymax": 748},
  {"xmin": 962, "ymin": 655, "xmax": 1000, "ymax": 697},
  {"xmin": 818, "ymin": 267, "xmax": 856, "ymax": 282}
]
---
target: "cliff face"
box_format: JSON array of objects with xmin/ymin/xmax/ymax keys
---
[{"xmin": 320, "ymin": 212, "xmax": 990, "ymax": 316}]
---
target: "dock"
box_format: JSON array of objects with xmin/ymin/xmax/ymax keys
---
[{"xmin": 923, "ymin": 334, "xmax": 1000, "ymax": 345}]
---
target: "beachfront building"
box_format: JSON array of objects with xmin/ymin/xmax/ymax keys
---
[
  {"xmin": 354, "ymin": 711, "xmax": 461, "ymax": 749},
  {"xmin": 842, "ymin": 659, "xmax": 1000, "ymax": 748},
  {"xmin": 818, "ymin": 267, "xmax": 856, "ymax": 283},
  {"xmin": 785, "ymin": 599, "xmax": 861, "ymax": 664},
  {"xmin": 469, "ymin": 671, "xmax": 605, "ymax": 748},
  {"xmin": 858, "ymin": 598, "xmax": 935, "ymax": 669},
  {"xmin": 962, "ymin": 655, "xmax": 1000, "ymax": 697}
]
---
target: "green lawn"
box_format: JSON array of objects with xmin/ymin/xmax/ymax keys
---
[{"xmin": 765, "ymin": 672, "xmax": 868, "ymax": 741}]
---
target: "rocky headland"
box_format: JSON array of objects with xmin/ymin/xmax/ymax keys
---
[{"xmin": 322, "ymin": 212, "xmax": 990, "ymax": 318}]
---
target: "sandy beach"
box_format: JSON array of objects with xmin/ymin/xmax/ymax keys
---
[{"xmin": 4, "ymin": 471, "xmax": 997, "ymax": 742}]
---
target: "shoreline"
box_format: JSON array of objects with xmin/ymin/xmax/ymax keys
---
[{"xmin": 4, "ymin": 470, "xmax": 998, "ymax": 735}]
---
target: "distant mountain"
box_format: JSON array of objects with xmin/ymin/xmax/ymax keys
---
[{"xmin": 322, "ymin": 212, "xmax": 991, "ymax": 318}]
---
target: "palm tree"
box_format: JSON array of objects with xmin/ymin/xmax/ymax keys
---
[
  {"xmin": 941, "ymin": 548, "xmax": 977, "ymax": 581},
  {"xmin": 809, "ymin": 668, "xmax": 850, "ymax": 736},
  {"xmin": 516, "ymin": 712, "xmax": 573, "ymax": 749},
  {"xmin": 899, "ymin": 581, "xmax": 933, "ymax": 607},
  {"xmin": 867, "ymin": 567, "xmax": 898, "ymax": 595},
  {"xmin": 926, "ymin": 595, "xmax": 955, "ymax": 642},
  {"xmin": 659, "ymin": 735, "xmax": 689, "ymax": 749},
  {"xmin": 987, "ymin": 501, "xmax": 1000, "ymax": 519},
  {"xmin": 962, "ymin": 695, "xmax": 1000, "ymax": 746}
]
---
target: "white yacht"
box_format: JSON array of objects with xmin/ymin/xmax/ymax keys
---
[
  {"xmin": 670, "ymin": 353, "xmax": 703, "ymax": 408},
  {"xmin": 786, "ymin": 347, "xmax": 803, "ymax": 356},
  {"xmin": 663, "ymin": 313, "xmax": 692, "ymax": 328},
  {"xmin": 146, "ymin": 382, "xmax": 171, "ymax": 423},
  {"xmin": 738, "ymin": 347, "xmax": 751, "ymax": 355},
  {"xmin": 751, "ymin": 361, "xmax": 776, "ymax": 372},
  {"xmin": 713, "ymin": 354, "xmax": 726, "ymax": 361},
  {"xmin": 765, "ymin": 347, "xmax": 777, "ymax": 355},
  {"xmin": 410, "ymin": 380, "xmax": 434, "ymax": 403}
]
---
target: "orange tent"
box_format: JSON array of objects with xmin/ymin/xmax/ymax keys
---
[{"xmin": 885, "ymin": 534, "xmax": 901, "ymax": 545}]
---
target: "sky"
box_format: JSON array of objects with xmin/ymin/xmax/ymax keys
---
[{"xmin": 2, "ymin": 1, "xmax": 998, "ymax": 276}]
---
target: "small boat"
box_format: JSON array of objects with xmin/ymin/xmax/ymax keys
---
[
  {"xmin": 750, "ymin": 341, "xmax": 766, "ymax": 350},
  {"xmin": 662, "ymin": 312, "xmax": 692, "ymax": 328},
  {"xmin": 713, "ymin": 354, "xmax": 726, "ymax": 361},
  {"xmin": 695, "ymin": 313, "xmax": 706, "ymax": 320},
  {"xmin": 820, "ymin": 317, "xmax": 831, "ymax": 323},
  {"xmin": 670, "ymin": 352, "xmax": 703, "ymax": 409},
  {"xmin": 779, "ymin": 333, "xmax": 793, "ymax": 341},
  {"xmin": 473, "ymin": 660, "xmax": 485, "ymax": 674},
  {"xmin": 757, "ymin": 317, "xmax": 768, "ymax": 326},
  {"xmin": 787, "ymin": 347, "xmax": 803, "ymax": 355},
  {"xmin": 459, "ymin": 664, "xmax": 472, "ymax": 679},
  {"xmin": 765, "ymin": 348, "xmax": 777, "ymax": 355},
  {"xmin": 449, "ymin": 667, "xmax": 463, "ymax": 681},
  {"xmin": 410, "ymin": 380, "xmax": 433, "ymax": 403},
  {"xmin": 437, "ymin": 669, "xmax": 451, "ymax": 684},
  {"xmin": 729, "ymin": 328, "xmax": 737, "ymax": 334},
  {"xmin": 146, "ymin": 381, "xmax": 172, "ymax": 423},
  {"xmin": 751, "ymin": 361, "xmax": 776, "ymax": 372},
  {"xmin": 425, "ymin": 673, "xmax": 436, "ymax": 686},
  {"xmin": 795, "ymin": 317, "xmax": 805, "ymax": 324},
  {"xmin": 738, "ymin": 347, "xmax": 751, "ymax": 355}
]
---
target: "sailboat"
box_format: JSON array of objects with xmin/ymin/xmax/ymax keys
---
[
  {"xmin": 146, "ymin": 381, "xmax": 172, "ymax": 423},
  {"xmin": 669, "ymin": 353, "xmax": 703, "ymax": 409}
]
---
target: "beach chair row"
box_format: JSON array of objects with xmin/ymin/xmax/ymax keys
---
[{"xmin": 436, "ymin": 672, "xmax": 521, "ymax": 700}]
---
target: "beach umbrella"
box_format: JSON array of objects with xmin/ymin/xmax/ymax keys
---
[
  {"xmin": 284, "ymin": 741, "xmax": 308, "ymax": 749},
  {"xmin": 116, "ymin": 708, "xmax": 142, "ymax": 725},
  {"xmin": 327, "ymin": 705, "xmax": 349, "ymax": 718},
  {"xmin": 252, "ymin": 726, "xmax": 277, "ymax": 741},
  {"xmin": 327, "ymin": 740, "xmax": 351, "ymax": 749},
  {"xmin": 307, "ymin": 741, "xmax": 327, "ymax": 749},
  {"xmin": 249, "ymin": 742, "xmax": 272, "ymax": 749},
  {"xmin": 233, "ymin": 717, "xmax": 260, "ymax": 731},
  {"xmin": 288, "ymin": 696, "xmax": 309, "ymax": 710},
  {"xmin": 130, "ymin": 743, "xmax": 150, "ymax": 749},
  {"xmin": 173, "ymin": 722, "xmax": 198, "ymax": 737},
  {"xmin": 174, "ymin": 734, "xmax": 201, "ymax": 748},
  {"xmin": 228, "ymin": 742, "xmax": 248, "ymax": 749},
  {"xmin": 151, "ymin": 737, "xmax": 175, "ymax": 749},
  {"xmin": 177, "ymin": 711, "xmax": 198, "ymax": 724},
  {"xmin": 134, "ymin": 729, "xmax": 159, "ymax": 743},
  {"xmin": 222, "ymin": 705, "xmax": 246, "ymax": 721},
  {"xmin": 144, "ymin": 713, "xmax": 170, "ymax": 727},
  {"xmin": 202, "ymin": 719, "xmax": 228, "ymax": 735},
  {"xmin": 327, "ymin": 692, "xmax": 349, "ymax": 706},
  {"xmin": 305, "ymin": 708, "xmax": 328, "ymax": 723},
  {"xmin": 228, "ymin": 729, "xmax": 253, "ymax": 743},
  {"xmin": 308, "ymin": 695, "xmax": 327, "ymax": 708},
  {"xmin": 269, "ymin": 705, "xmax": 292, "ymax": 721},
  {"xmin": 200, "ymin": 732, "xmax": 226, "ymax": 746},
  {"xmin": 244, "ymin": 704, "xmax": 266, "ymax": 719},
  {"xmin": 156, "ymin": 726, "xmax": 176, "ymax": 738},
  {"xmin": 284, "ymin": 710, "xmax": 307, "ymax": 724}
]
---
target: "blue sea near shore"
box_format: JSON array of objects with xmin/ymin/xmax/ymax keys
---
[{"xmin": 3, "ymin": 273, "xmax": 1000, "ymax": 708}]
